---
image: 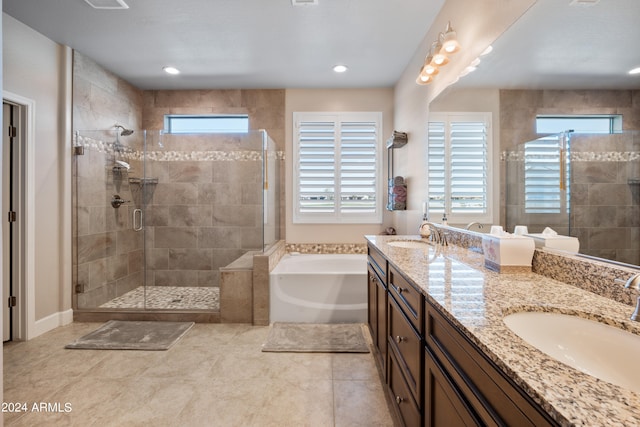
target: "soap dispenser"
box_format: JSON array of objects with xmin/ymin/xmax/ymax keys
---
[{"xmin": 418, "ymin": 214, "xmax": 431, "ymax": 238}]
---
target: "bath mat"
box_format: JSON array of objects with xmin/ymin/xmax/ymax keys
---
[
  {"xmin": 262, "ymin": 323, "xmax": 370, "ymax": 353},
  {"xmin": 65, "ymin": 320, "xmax": 194, "ymax": 351}
]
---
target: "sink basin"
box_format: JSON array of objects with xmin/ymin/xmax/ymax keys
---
[
  {"xmin": 387, "ymin": 240, "xmax": 431, "ymax": 249},
  {"xmin": 503, "ymin": 311, "xmax": 640, "ymax": 393}
]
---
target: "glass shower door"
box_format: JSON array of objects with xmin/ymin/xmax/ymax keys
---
[{"xmin": 73, "ymin": 130, "xmax": 145, "ymax": 310}]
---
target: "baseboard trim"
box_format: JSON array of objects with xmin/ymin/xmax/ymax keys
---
[{"xmin": 31, "ymin": 309, "xmax": 74, "ymax": 339}]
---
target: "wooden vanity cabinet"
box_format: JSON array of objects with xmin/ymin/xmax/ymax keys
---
[
  {"xmin": 367, "ymin": 244, "xmax": 388, "ymax": 377},
  {"xmin": 366, "ymin": 242, "xmax": 560, "ymax": 427},
  {"xmin": 425, "ymin": 301, "xmax": 558, "ymax": 427}
]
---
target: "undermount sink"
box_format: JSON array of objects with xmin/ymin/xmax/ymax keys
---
[
  {"xmin": 387, "ymin": 240, "xmax": 431, "ymax": 249},
  {"xmin": 503, "ymin": 311, "xmax": 640, "ymax": 393}
]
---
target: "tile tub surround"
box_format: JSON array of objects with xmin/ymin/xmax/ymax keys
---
[{"xmin": 366, "ymin": 234, "xmax": 640, "ymax": 426}]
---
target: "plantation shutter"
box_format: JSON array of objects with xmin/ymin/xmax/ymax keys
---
[
  {"xmin": 450, "ymin": 121, "xmax": 488, "ymax": 214},
  {"xmin": 427, "ymin": 113, "xmax": 492, "ymax": 223},
  {"xmin": 524, "ymin": 135, "xmax": 569, "ymax": 213},
  {"xmin": 294, "ymin": 113, "xmax": 382, "ymax": 223}
]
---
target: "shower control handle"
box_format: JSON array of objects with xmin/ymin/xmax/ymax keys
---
[
  {"xmin": 111, "ymin": 194, "xmax": 129, "ymax": 208},
  {"xmin": 133, "ymin": 209, "xmax": 143, "ymax": 231}
]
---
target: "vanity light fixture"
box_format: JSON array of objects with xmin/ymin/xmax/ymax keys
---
[
  {"xmin": 163, "ymin": 66, "xmax": 180, "ymax": 75},
  {"xmin": 333, "ymin": 64, "xmax": 348, "ymax": 73},
  {"xmin": 416, "ymin": 21, "xmax": 460, "ymax": 85},
  {"xmin": 629, "ymin": 67, "xmax": 640, "ymax": 75},
  {"xmin": 440, "ymin": 22, "xmax": 461, "ymax": 54}
]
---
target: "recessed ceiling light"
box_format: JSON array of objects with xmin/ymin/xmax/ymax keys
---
[
  {"xmin": 163, "ymin": 66, "xmax": 180, "ymax": 75},
  {"xmin": 333, "ymin": 65, "xmax": 348, "ymax": 73},
  {"xmin": 629, "ymin": 67, "xmax": 640, "ymax": 75}
]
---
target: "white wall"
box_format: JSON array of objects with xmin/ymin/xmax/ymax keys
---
[
  {"xmin": 391, "ymin": 0, "xmax": 536, "ymax": 234},
  {"xmin": 285, "ymin": 88, "xmax": 394, "ymax": 243},
  {"xmin": 3, "ymin": 13, "xmax": 73, "ymax": 335}
]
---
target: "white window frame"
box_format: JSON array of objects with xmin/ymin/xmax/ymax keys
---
[
  {"xmin": 164, "ymin": 114, "xmax": 249, "ymax": 134},
  {"xmin": 293, "ymin": 112, "xmax": 383, "ymax": 224},
  {"xmin": 427, "ymin": 112, "xmax": 493, "ymax": 224}
]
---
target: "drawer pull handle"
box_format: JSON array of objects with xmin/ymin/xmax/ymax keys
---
[
  {"xmin": 395, "ymin": 335, "xmax": 405, "ymax": 343},
  {"xmin": 396, "ymin": 286, "xmax": 405, "ymax": 294},
  {"xmin": 395, "ymin": 396, "xmax": 404, "ymax": 404}
]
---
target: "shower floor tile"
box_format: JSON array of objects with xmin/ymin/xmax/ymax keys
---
[{"xmin": 100, "ymin": 286, "xmax": 219, "ymax": 310}]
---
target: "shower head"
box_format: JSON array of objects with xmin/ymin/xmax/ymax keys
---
[{"xmin": 114, "ymin": 124, "xmax": 134, "ymax": 136}]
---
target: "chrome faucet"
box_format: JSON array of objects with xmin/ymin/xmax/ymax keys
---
[
  {"xmin": 622, "ymin": 273, "xmax": 640, "ymax": 321},
  {"xmin": 418, "ymin": 221, "xmax": 447, "ymax": 245},
  {"xmin": 465, "ymin": 221, "xmax": 484, "ymax": 231}
]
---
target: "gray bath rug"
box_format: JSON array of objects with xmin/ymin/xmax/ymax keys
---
[
  {"xmin": 262, "ymin": 322, "xmax": 370, "ymax": 353},
  {"xmin": 65, "ymin": 320, "xmax": 194, "ymax": 351}
]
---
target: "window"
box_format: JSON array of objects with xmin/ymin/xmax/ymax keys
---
[
  {"xmin": 427, "ymin": 113, "xmax": 492, "ymax": 223},
  {"xmin": 164, "ymin": 114, "xmax": 249, "ymax": 133},
  {"xmin": 293, "ymin": 112, "xmax": 382, "ymax": 224},
  {"xmin": 524, "ymin": 133, "xmax": 570, "ymax": 214},
  {"xmin": 536, "ymin": 115, "xmax": 622, "ymax": 134}
]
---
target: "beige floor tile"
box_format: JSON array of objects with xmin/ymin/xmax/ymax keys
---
[
  {"xmin": 3, "ymin": 322, "xmax": 396, "ymax": 427},
  {"xmin": 254, "ymin": 378, "xmax": 335, "ymax": 427},
  {"xmin": 333, "ymin": 380, "xmax": 395, "ymax": 427}
]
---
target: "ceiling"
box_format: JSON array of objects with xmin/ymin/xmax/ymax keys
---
[
  {"xmin": 455, "ymin": 0, "xmax": 640, "ymax": 90},
  {"xmin": 2, "ymin": 0, "xmax": 445, "ymax": 90},
  {"xmin": 3, "ymin": 0, "xmax": 640, "ymax": 92}
]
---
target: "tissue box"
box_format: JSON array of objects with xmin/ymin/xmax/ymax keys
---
[
  {"xmin": 524, "ymin": 233, "xmax": 580, "ymax": 252},
  {"xmin": 481, "ymin": 234, "xmax": 535, "ymax": 273}
]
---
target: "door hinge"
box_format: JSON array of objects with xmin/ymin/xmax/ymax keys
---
[
  {"xmin": 8, "ymin": 126, "xmax": 17, "ymax": 138},
  {"xmin": 8, "ymin": 211, "xmax": 17, "ymax": 222},
  {"xmin": 8, "ymin": 296, "xmax": 16, "ymax": 308},
  {"xmin": 75, "ymin": 283, "xmax": 86, "ymax": 294},
  {"xmin": 73, "ymin": 146, "xmax": 85, "ymax": 155}
]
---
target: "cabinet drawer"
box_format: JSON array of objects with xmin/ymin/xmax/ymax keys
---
[
  {"xmin": 389, "ymin": 347, "xmax": 421, "ymax": 427},
  {"xmin": 389, "ymin": 265, "xmax": 423, "ymax": 334},
  {"xmin": 389, "ymin": 295, "xmax": 422, "ymax": 405},
  {"xmin": 368, "ymin": 245, "xmax": 387, "ymax": 283}
]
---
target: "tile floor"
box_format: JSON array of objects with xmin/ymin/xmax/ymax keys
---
[
  {"xmin": 99, "ymin": 286, "xmax": 220, "ymax": 311},
  {"xmin": 3, "ymin": 322, "xmax": 397, "ymax": 426}
]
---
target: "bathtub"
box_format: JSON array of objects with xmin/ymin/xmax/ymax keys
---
[{"xmin": 269, "ymin": 253, "xmax": 368, "ymax": 323}]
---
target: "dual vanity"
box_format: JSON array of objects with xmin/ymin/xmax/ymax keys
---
[{"xmin": 366, "ymin": 233, "xmax": 640, "ymax": 426}]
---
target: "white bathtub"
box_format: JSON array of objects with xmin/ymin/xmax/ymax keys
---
[{"xmin": 269, "ymin": 253, "xmax": 368, "ymax": 323}]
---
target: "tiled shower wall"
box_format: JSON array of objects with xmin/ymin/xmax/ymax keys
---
[
  {"xmin": 500, "ymin": 90, "xmax": 640, "ymax": 265},
  {"xmin": 144, "ymin": 133, "xmax": 266, "ymax": 288},
  {"xmin": 72, "ymin": 51, "xmax": 285, "ymax": 309}
]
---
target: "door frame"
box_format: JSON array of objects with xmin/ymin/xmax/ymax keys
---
[{"xmin": 3, "ymin": 91, "xmax": 36, "ymax": 341}]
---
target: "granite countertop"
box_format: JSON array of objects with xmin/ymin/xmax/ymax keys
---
[{"xmin": 366, "ymin": 234, "xmax": 640, "ymax": 427}]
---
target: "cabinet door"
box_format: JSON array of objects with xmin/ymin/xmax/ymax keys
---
[
  {"xmin": 424, "ymin": 346, "xmax": 480, "ymax": 427},
  {"xmin": 376, "ymin": 272, "xmax": 387, "ymax": 374},
  {"xmin": 368, "ymin": 263, "xmax": 387, "ymax": 376},
  {"xmin": 367, "ymin": 263, "xmax": 378, "ymax": 342}
]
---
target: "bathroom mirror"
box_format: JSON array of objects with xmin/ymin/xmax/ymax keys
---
[{"xmin": 429, "ymin": 0, "xmax": 640, "ymax": 267}]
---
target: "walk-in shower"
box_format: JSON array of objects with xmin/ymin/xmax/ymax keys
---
[
  {"xmin": 505, "ymin": 130, "xmax": 639, "ymax": 266},
  {"xmin": 72, "ymin": 128, "xmax": 280, "ymax": 320}
]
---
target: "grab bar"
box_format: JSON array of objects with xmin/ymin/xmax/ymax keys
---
[{"xmin": 133, "ymin": 208, "xmax": 143, "ymax": 231}]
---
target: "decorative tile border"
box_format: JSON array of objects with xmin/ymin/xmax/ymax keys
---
[
  {"xmin": 75, "ymin": 135, "xmax": 283, "ymax": 162},
  {"xmin": 285, "ymin": 243, "xmax": 367, "ymax": 254},
  {"xmin": 501, "ymin": 150, "xmax": 640, "ymax": 162}
]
